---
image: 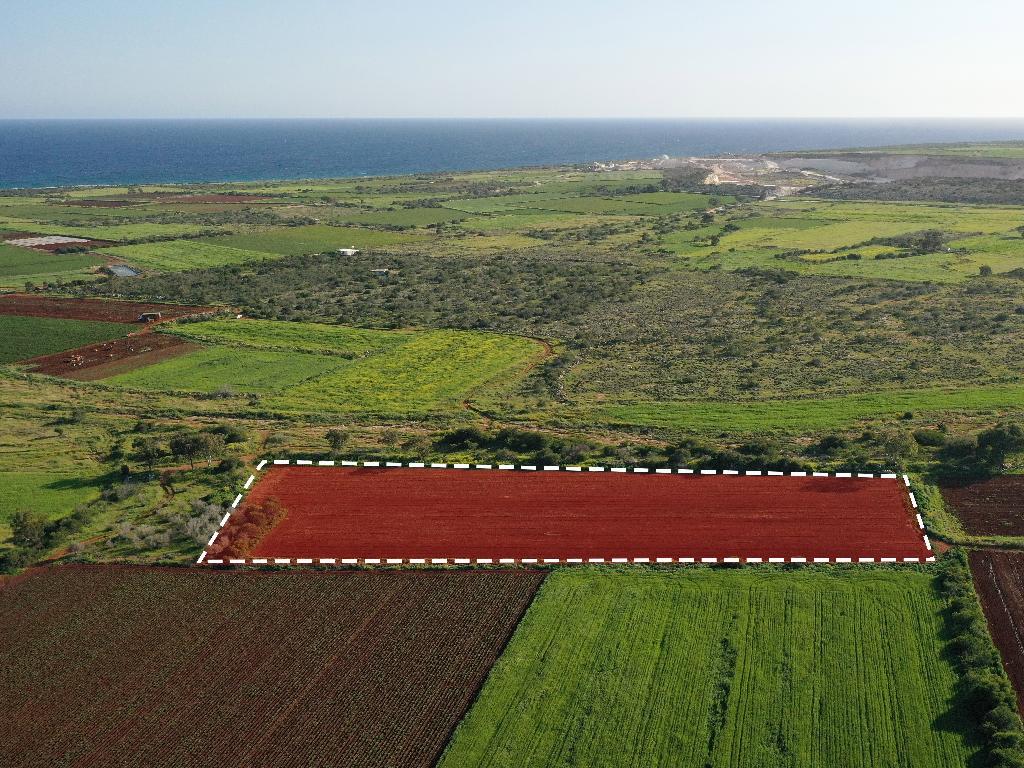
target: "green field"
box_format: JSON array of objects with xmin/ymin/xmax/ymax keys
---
[
  {"xmin": 106, "ymin": 319, "xmax": 545, "ymax": 416},
  {"xmin": 202, "ymin": 224, "xmax": 427, "ymax": 255},
  {"xmin": 440, "ymin": 568, "xmax": 974, "ymax": 768},
  {"xmin": 0, "ymin": 242, "xmax": 105, "ymax": 286},
  {"xmin": 99, "ymin": 240, "xmax": 277, "ymax": 271},
  {"xmin": 0, "ymin": 471, "xmax": 106, "ymax": 545},
  {"xmin": 595, "ymin": 383, "xmax": 1024, "ymax": 432},
  {"xmin": 103, "ymin": 347, "xmax": 344, "ymax": 394},
  {"xmin": 0, "ymin": 316, "xmax": 132, "ymax": 364}
]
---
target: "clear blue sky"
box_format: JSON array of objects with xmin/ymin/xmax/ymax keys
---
[{"xmin": 2, "ymin": 0, "xmax": 1021, "ymax": 119}]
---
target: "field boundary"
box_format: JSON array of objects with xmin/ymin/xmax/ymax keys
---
[{"xmin": 197, "ymin": 459, "xmax": 933, "ymax": 566}]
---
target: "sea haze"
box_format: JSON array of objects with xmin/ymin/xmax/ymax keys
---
[{"xmin": 3, "ymin": 118, "xmax": 1024, "ymax": 189}]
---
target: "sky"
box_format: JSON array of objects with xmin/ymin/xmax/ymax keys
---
[{"xmin": 2, "ymin": 0, "xmax": 1022, "ymax": 119}]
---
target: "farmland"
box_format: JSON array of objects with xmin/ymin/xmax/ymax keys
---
[
  {"xmin": 0, "ymin": 315, "xmax": 132, "ymax": 364},
  {"xmin": 941, "ymin": 477, "xmax": 1024, "ymax": 536},
  {"xmin": 0, "ymin": 565, "xmax": 544, "ymax": 768},
  {"xmin": 106, "ymin": 319, "xmax": 545, "ymax": 417},
  {"xmin": 969, "ymin": 551, "xmax": 1024, "ymax": 714},
  {"xmin": 202, "ymin": 224, "xmax": 427, "ymax": 255},
  {"xmin": 222, "ymin": 465, "xmax": 930, "ymax": 563},
  {"xmin": 99, "ymin": 240, "xmax": 278, "ymax": 271},
  {"xmin": 440, "ymin": 568, "xmax": 974, "ymax": 768}
]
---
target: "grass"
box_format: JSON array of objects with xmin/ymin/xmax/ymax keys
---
[
  {"xmin": 10, "ymin": 223, "xmax": 229, "ymax": 242},
  {"xmin": 0, "ymin": 471, "xmax": 105, "ymax": 544},
  {"xmin": 105, "ymin": 319, "xmax": 545, "ymax": 417},
  {"xmin": 0, "ymin": 243, "xmax": 104, "ymax": 279},
  {"xmin": 168, "ymin": 318, "xmax": 417, "ymax": 355},
  {"xmin": 103, "ymin": 347, "xmax": 344, "ymax": 395},
  {"xmin": 0, "ymin": 316, "xmax": 132, "ymax": 364},
  {"xmin": 439, "ymin": 568, "xmax": 974, "ymax": 768},
  {"xmin": 662, "ymin": 199, "xmax": 1024, "ymax": 282},
  {"xmin": 266, "ymin": 329, "xmax": 544, "ymax": 416},
  {"xmin": 99, "ymin": 240, "xmax": 277, "ymax": 271},
  {"xmin": 202, "ymin": 224, "xmax": 428, "ymax": 255},
  {"xmin": 594, "ymin": 383, "xmax": 1024, "ymax": 433}
]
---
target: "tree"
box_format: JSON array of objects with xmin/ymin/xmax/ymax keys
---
[
  {"xmin": 195, "ymin": 433, "xmax": 226, "ymax": 467},
  {"xmin": 980, "ymin": 264, "xmax": 994, "ymax": 277},
  {"xmin": 133, "ymin": 436, "xmax": 165, "ymax": 471},
  {"xmin": 325, "ymin": 428, "xmax": 350, "ymax": 453},
  {"xmin": 977, "ymin": 423, "xmax": 1024, "ymax": 470},
  {"xmin": 169, "ymin": 431, "xmax": 204, "ymax": 469},
  {"xmin": 10, "ymin": 510, "xmax": 47, "ymax": 549}
]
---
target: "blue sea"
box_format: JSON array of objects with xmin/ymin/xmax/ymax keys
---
[{"xmin": 3, "ymin": 118, "xmax": 1024, "ymax": 189}]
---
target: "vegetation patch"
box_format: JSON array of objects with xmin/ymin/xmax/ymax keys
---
[
  {"xmin": 0, "ymin": 316, "xmax": 132, "ymax": 364},
  {"xmin": 440, "ymin": 568, "xmax": 975, "ymax": 768}
]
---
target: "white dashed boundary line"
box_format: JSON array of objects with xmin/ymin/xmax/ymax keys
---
[{"xmin": 197, "ymin": 460, "xmax": 935, "ymax": 566}]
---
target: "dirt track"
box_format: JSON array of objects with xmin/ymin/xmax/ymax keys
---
[{"xmin": 230, "ymin": 466, "xmax": 930, "ymax": 562}]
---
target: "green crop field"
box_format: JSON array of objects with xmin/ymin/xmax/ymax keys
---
[
  {"xmin": 103, "ymin": 347, "xmax": 344, "ymax": 394},
  {"xmin": 169, "ymin": 318, "xmax": 417, "ymax": 355},
  {"xmin": 0, "ymin": 242, "xmax": 104, "ymax": 281},
  {"xmin": 594, "ymin": 383, "xmax": 1024, "ymax": 433},
  {"xmin": 440, "ymin": 568, "xmax": 974, "ymax": 768},
  {"xmin": 0, "ymin": 316, "xmax": 132, "ymax": 364},
  {"xmin": 266, "ymin": 328, "xmax": 544, "ymax": 416},
  {"xmin": 105, "ymin": 319, "xmax": 544, "ymax": 417},
  {"xmin": 99, "ymin": 240, "xmax": 278, "ymax": 271},
  {"xmin": 202, "ymin": 224, "xmax": 428, "ymax": 255}
]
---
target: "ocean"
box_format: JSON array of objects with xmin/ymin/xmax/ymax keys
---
[{"xmin": 2, "ymin": 118, "xmax": 1024, "ymax": 190}]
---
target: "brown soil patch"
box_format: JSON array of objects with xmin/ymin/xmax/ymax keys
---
[
  {"xmin": 26, "ymin": 333, "xmax": 199, "ymax": 378},
  {"xmin": 970, "ymin": 550, "xmax": 1024, "ymax": 714},
  {"xmin": 940, "ymin": 477, "xmax": 1024, "ymax": 536},
  {"xmin": 0, "ymin": 565, "xmax": 543, "ymax": 768},
  {"xmin": 0, "ymin": 294, "xmax": 214, "ymax": 323}
]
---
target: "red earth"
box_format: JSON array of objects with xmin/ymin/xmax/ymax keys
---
[
  {"xmin": 224, "ymin": 467, "xmax": 932, "ymax": 563},
  {"xmin": 969, "ymin": 550, "xmax": 1024, "ymax": 714},
  {"xmin": 25, "ymin": 332, "xmax": 199, "ymax": 379},
  {"xmin": 0, "ymin": 294, "xmax": 214, "ymax": 323}
]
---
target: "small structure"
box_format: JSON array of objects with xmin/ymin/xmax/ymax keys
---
[
  {"xmin": 337, "ymin": 247, "xmax": 360, "ymax": 256},
  {"xmin": 371, "ymin": 268, "xmax": 391, "ymax": 278},
  {"xmin": 137, "ymin": 311, "xmax": 162, "ymax": 323}
]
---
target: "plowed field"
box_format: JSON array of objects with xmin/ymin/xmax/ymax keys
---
[
  {"xmin": 25, "ymin": 332, "xmax": 200, "ymax": 378},
  {"xmin": 969, "ymin": 550, "xmax": 1024, "ymax": 714},
  {"xmin": 941, "ymin": 477, "xmax": 1024, "ymax": 536},
  {"xmin": 228, "ymin": 466, "xmax": 930, "ymax": 563},
  {"xmin": 0, "ymin": 294, "xmax": 213, "ymax": 322},
  {"xmin": 0, "ymin": 565, "xmax": 544, "ymax": 768}
]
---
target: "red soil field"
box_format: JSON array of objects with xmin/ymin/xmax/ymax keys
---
[
  {"xmin": 30, "ymin": 239, "xmax": 113, "ymax": 252},
  {"xmin": 969, "ymin": 550, "xmax": 1024, "ymax": 714},
  {"xmin": 941, "ymin": 477, "xmax": 1024, "ymax": 536},
  {"xmin": 0, "ymin": 565, "xmax": 543, "ymax": 768},
  {"xmin": 228, "ymin": 466, "xmax": 931, "ymax": 563},
  {"xmin": 0, "ymin": 294, "xmax": 214, "ymax": 323},
  {"xmin": 25, "ymin": 332, "xmax": 199, "ymax": 379}
]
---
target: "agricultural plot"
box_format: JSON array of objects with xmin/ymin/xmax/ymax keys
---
[
  {"xmin": 99, "ymin": 240, "xmax": 278, "ymax": 271},
  {"xmin": 0, "ymin": 471, "xmax": 104, "ymax": 545},
  {"xmin": 665, "ymin": 199, "xmax": 1024, "ymax": 282},
  {"xmin": 109, "ymin": 320, "xmax": 544, "ymax": 417},
  {"xmin": 208, "ymin": 464, "xmax": 930, "ymax": 564},
  {"xmin": 595, "ymin": 384, "xmax": 1024, "ymax": 433},
  {"xmin": 6, "ymin": 222, "xmax": 229, "ymax": 242},
  {"xmin": 439, "ymin": 568, "xmax": 974, "ymax": 768},
  {"xmin": 25, "ymin": 333, "xmax": 198, "ymax": 380},
  {"xmin": 0, "ymin": 294, "xmax": 213, "ymax": 323},
  {"xmin": 0, "ymin": 242, "xmax": 104, "ymax": 284},
  {"xmin": 0, "ymin": 565, "xmax": 544, "ymax": 768},
  {"xmin": 202, "ymin": 224, "xmax": 427, "ymax": 255},
  {"xmin": 940, "ymin": 477, "xmax": 1024, "ymax": 536},
  {"xmin": 105, "ymin": 347, "xmax": 344, "ymax": 394},
  {"xmin": 969, "ymin": 550, "xmax": 1024, "ymax": 714},
  {"xmin": 0, "ymin": 316, "xmax": 132, "ymax": 364}
]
